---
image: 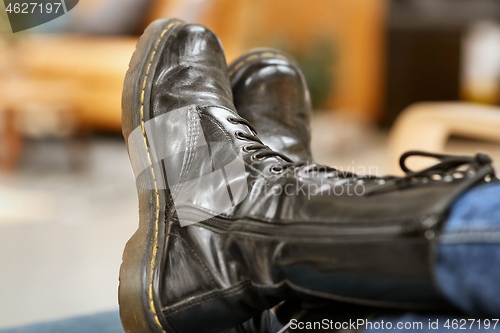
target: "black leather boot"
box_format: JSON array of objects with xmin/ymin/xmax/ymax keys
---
[
  {"xmin": 229, "ymin": 49, "xmax": 313, "ymax": 163},
  {"xmin": 120, "ymin": 19, "xmax": 497, "ymax": 333},
  {"xmin": 228, "ymin": 50, "xmax": 481, "ymax": 333},
  {"xmin": 228, "ymin": 49, "xmax": 380, "ymax": 333}
]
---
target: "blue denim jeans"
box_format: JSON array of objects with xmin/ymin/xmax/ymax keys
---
[
  {"xmin": 2, "ymin": 183, "xmax": 499, "ymax": 333},
  {"xmin": 435, "ymin": 182, "xmax": 500, "ymax": 317}
]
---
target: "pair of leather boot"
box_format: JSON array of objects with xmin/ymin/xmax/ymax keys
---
[{"xmin": 119, "ymin": 19, "xmax": 496, "ymax": 333}]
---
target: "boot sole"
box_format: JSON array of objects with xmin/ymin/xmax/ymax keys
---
[{"xmin": 120, "ymin": 18, "xmax": 184, "ymax": 333}]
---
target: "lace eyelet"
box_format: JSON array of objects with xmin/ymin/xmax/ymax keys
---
[
  {"xmin": 270, "ymin": 165, "xmax": 284, "ymax": 174},
  {"xmin": 443, "ymin": 175, "xmax": 454, "ymax": 182},
  {"xmin": 234, "ymin": 131, "xmax": 247, "ymax": 140},
  {"xmin": 326, "ymin": 170, "xmax": 340, "ymax": 178},
  {"xmin": 242, "ymin": 145, "xmax": 256, "ymax": 153},
  {"xmin": 251, "ymin": 154, "xmax": 266, "ymax": 161},
  {"xmin": 431, "ymin": 174, "xmax": 442, "ymax": 181},
  {"xmin": 227, "ymin": 117, "xmax": 238, "ymax": 124}
]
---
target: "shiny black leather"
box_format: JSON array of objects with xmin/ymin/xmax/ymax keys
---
[
  {"xmin": 229, "ymin": 49, "xmax": 313, "ymax": 163},
  {"xmin": 123, "ymin": 19, "xmax": 498, "ymax": 333}
]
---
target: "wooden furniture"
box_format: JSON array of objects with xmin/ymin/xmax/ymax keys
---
[
  {"xmin": 0, "ymin": 0, "xmax": 388, "ymax": 169},
  {"xmin": 0, "ymin": 37, "xmax": 134, "ymax": 169},
  {"xmin": 388, "ymin": 102, "xmax": 500, "ymax": 174}
]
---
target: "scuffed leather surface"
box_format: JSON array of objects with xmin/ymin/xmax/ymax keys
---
[
  {"xmin": 231, "ymin": 53, "xmax": 313, "ymax": 163},
  {"xmin": 152, "ymin": 24, "xmax": 235, "ymax": 115}
]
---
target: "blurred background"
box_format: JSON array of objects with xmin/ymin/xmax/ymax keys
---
[{"xmin": 1, "ymin": 0, "xmax": 500, "ymax": 328}]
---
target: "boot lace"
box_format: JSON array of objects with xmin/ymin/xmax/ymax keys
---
[
  {"xmin": 229, "ymin": 114, "xmax": 496, "ymax": 190},
  {"xmin": 228, "ymin": 116, "xmax": 294, "ymax": 163},
  {"xmin": 364, "ymin": 150, "xmax": 496, "ymax": 195}
]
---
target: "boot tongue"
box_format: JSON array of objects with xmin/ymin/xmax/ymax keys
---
[
  {"xmin": 152, "ymin": 24, "xmax": 236, "ymax": 114},
  {"xmin": 231, "ymin": 57, "xmax": 313, "ymax": 163}
]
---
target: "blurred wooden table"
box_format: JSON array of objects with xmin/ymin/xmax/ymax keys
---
[{"xmin": 0, "ymin": 35, "xmax": 136, "ymax": 170}]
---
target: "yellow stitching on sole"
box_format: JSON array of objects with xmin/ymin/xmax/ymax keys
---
[
  {"xmin": 229, "ymin": 61, "xmax": 244, "ymax": 76},
  {"xmin": 246, "ymin": 54, "xmax": 258, "ymax": 62},
  {"xmin": 228, "ymin": 50, "xmax": 288, "ymax": 76},
  {"xmin": 137, "ymin": 42, "xmax": 287, "ymax": 332},
  {"xmin": 260, "ymin": 51, "xmax": 275, "ymax": 58},
  {"xmin": 139, "ymin": 21, "xmax": 177, "ymax": 333}
]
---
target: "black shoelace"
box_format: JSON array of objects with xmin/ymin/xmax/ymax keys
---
[
  {"xmin": 229, "ymin": 116, "xmax": 294, "ymax": 163},
  {"xmin": 364, "ymin": 150, "xmax": 496, "ymax": 195},
  {"xmin": 230, "ymin": 115, "xmax": 360, "ymax": 176},
  {"xmin": 229, "ymin": 115, "xmax": 496, "ymax": 192}
]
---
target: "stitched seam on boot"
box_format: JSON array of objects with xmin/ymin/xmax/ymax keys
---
[
  {"xmin": 162, "ymin": 280, "xmax": 252, "ymax": 315},
  {"xmin": 162, "ymin": 280, "xmax": 289, "ymax": 315},
  {"xmin": 166, "ymin": 233, "xmax": 218, "ymax": 286},
  {"xmin": 228, "ymin": 50, "xmax": 288, "ymax": 77},
  {"xmin": 138, "ymin": 21, "xmax": 179, "ymax": 332}
]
